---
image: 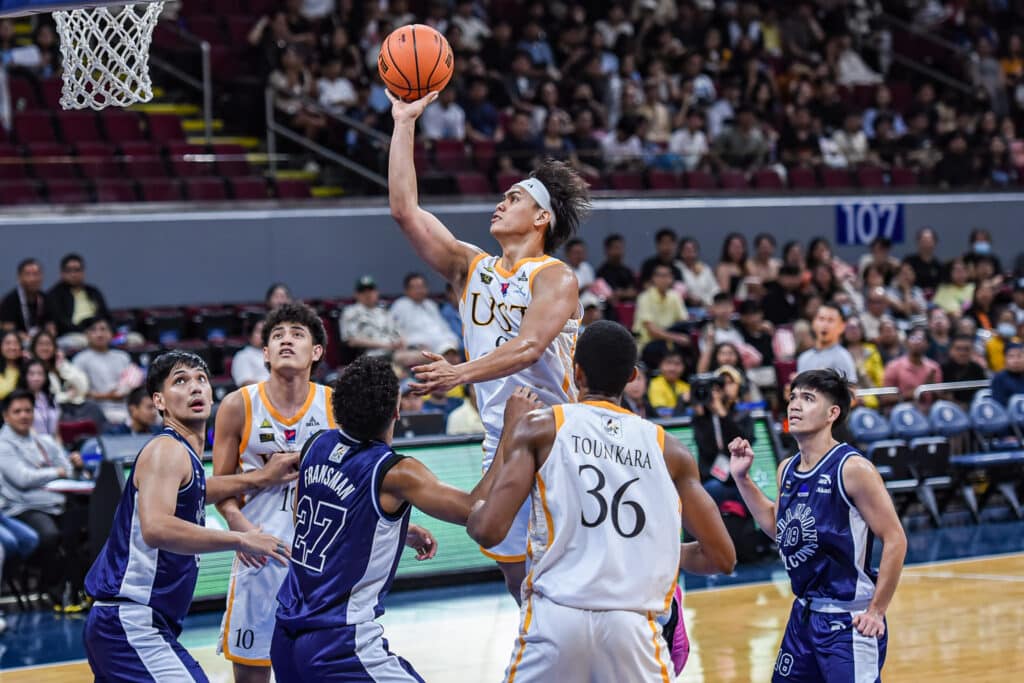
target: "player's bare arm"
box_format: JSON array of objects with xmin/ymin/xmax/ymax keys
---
[
  {"xmin": 730, "ymin": 436, "xmax": 791, "ymax": 536},
  {"xmin": 467, "ymin": 407, "xmax": 555, "ymax": 548},
  {"xmin": 842, "ymin": 456, "xmax": 907, "ymax": 638},
  {"xmin": 664, "ymin": 434, "xmax": 736, "ymax": 575},
  {"xmin": 411, "ymin": 264, "xmax": 580, "ymax": 394},
  {"xmin": 135, "ymin": 438, "xmax": 289, "ymax": 566},
  {"xmin": 388, "ymin": 90, "xmax": 480, "ymax": 291}
]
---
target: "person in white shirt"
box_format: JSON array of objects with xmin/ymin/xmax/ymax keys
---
[
  {"xmin": 446, "ymin": 384, "xmax": 484, "ymax": 435},
  {"xmin": 668, "ymin": 108, "xmax": 709, "ymax": 171},
  {"xmin": 601, "ymin": 117, "xmax": 644, "ymax": 170},
  {"xmin": 71, "ymin": 317, "xmax": 141, "ymax": 426},
  {"xmin": 450, "ymin": 0, "xmax": 491, "ymax": 52},
  {"xmin": 231, "ymin": 319, "xmax": 271, "ymax": 387},
  {"xmin": 389, "ymin": 273, "xmax": 460, "ymax": 355},
  {"xmin": 831, "ymin": 112, "xmax": 870, "ymax": 167},
  {"xmin": 564, "ymin": 238, "xmax": 595, "ymax": 291},
  {"xmin": 340, "ymin": 276, "xmax": 421, "ymax": 367},
  {"xmin": 317, "ymin": 58, "xmax": 357, "ymax": 115},
  {"xmin": 419, "ymin": 87, "xmax": 466, "ymax": 141},
  {"xmin": 676, "ymin": 237, "xmax": 720, "ymax": 308}
]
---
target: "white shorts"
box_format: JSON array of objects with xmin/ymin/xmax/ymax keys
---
[
  {"xmin": 217, "ymin": 557, "xmax": 288, "ymax": 666},
  {"xmin": 503, "ymin": 593, "xmax": 675, "ymax": 683},
  {"xmin": 479, "ymin": 458, "xmax": 530, "ymax": 563}
]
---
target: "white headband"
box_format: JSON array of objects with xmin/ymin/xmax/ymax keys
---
[{"xmin": 513, "ymin": 178, "xmax": 556, "ymax": 228}]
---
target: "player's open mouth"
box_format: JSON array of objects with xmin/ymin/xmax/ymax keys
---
[
  {"xmin": 189, "ymin": 399, "xmax": 205, "ymax": 411},
  {"xmin": 490, "ymin": 214, "xmax": 500, "ymax": 223}
]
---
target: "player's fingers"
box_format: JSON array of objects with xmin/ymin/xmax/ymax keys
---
[
  {"xmin": 408, "ymin": 381, "xmax": 432, "ymax": 395},
  {"xmin": 420, "ymin": 351, "xmax": 444, "ymax": 362},
  {"xmin": 282, "ymin": 471, "xmax": 299, "ymax": 483},
  {"xmin": 385, "ymin": 89, "xmax": 399, "ymax": 104},
  {"xmin": 269, "ymin": 550, "xmax": 289, "ymax": 566},
  {"xmin": 411, "ymin": 361, "xmax": 438, "ymax": 374}
]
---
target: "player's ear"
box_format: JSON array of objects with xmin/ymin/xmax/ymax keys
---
[
  {"xmin": 312, "ymin": 344, "xmax": 324, "ymax": 362},
  {"xmin": 628, "ymin": 366, "xmax": 639, "ymax": 384},
  {"xmin": 573, "ymin": 363, "xmax": 585, "ymax": 392},
  {"xmin": 152, "ymin": 391, "xmax": 165, "ymax": 414}
]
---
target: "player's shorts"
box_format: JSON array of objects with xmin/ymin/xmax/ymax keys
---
[
  {"xmin": 503, "ymin": 592, "xmax": 674, "ymax": 683},
  {"xmin": 773, "ymin": 598, "xmax": 887, "ymax": 683},
  {"xmin": 217, "ymin": 557, "xmax": 288, "ymax": 666},
  {"xmin": 479, "ymin": 458, "xmax": 529, "ymax": 563},
  {"xmin": 84, "ymin": 602, "xmax": 208, "ymax": 682},
  {"xmin": 271, "ymin": 620, "xmax": 424, "ymax": 682}
]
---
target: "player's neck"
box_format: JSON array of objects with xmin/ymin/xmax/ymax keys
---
[
  {"xmin": 498, "ymin": 236, "xmax": 545, "ymax": 268},
  {"xmin": 793, "ymin": 429, "xmax": 840, "ymax": 470},
  {"xmin": 266, "ymin": 371, "xmax": 311, "ymax": 411},
  {"xmin": 580, "ymin": 391, "xmax": 622, "ymax": 406},
  {"xmin": 162, "ymin": 417, "xmax": 206, "ymax": 455}
]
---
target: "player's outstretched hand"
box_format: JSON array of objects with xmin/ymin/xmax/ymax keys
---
[
  {"xmin": 852, "ymin": 609, "xmax": 886, "ymax": 638},
  {"xmin": 504, "ymin": 387, "xmax": 542, "ymax": 428},
  {"xmin": 410, "ymin": 351, "xmax": 461, "ymax": 395},
  {"xmin": 260, "ymin": 452, "xmax": 300, "ymax": 488},
  {"xmin": 405, "ymin": 524, "xmax": 437, "ymax": 561},
  {"xmin": 387, "ymin": 89, "xmax": 439, "ymax": 124},
  {"xmin": 728, "ymin": 437, "xmax": 755, "ymax": 481},
  {"xmin": 237, "ymin": 527, "xmax": 291, "ymax": 567}
]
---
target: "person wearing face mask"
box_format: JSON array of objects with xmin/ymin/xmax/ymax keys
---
[
  {"xmin": 985, "ymin": 310, "xmax": 1022, "ymax": 372},
  {"xmin": 963, "ymin": 228, "xmax": 1004, "ymax": 276}
]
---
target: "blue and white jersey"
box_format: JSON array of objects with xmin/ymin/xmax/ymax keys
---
[
  {"xmin": 275, "ymin": 429, "xmax": 410, "ymax": 632},
  {"xmin": 775, "ymin": 442, "xmax": 877, "ymax": 603},
  {"xmin": 85, "ymin": 428, "xmax": 207, "ymax": 630}
]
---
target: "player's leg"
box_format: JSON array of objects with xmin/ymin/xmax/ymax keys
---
[
  {"xmin": 289, "ymin": 622, "xmax": 425, "ymax": 682},
  {"xmin": 502, "ymin": 594, "xmax": 590, "ymax": 683},
  {"xmin": 481, "ymin": 497, "xmax": 531, "ymax": 604},
  {"xmin": 771, "ymin": 600, "xmax": 826, "ymax": 682},
  {"xmin": 591, "ymin": 608, "xmax": 675, "ymax": 682},
  {"xmin": 810, "ymin": 610, "xmax": 887, "ymax": 683},
  {"xmin": 219, "ymin": 561, "xmax": 282, "ymax": 681},
  {"xmin": 269, "ymin": 622, "xmax": 303, "ymax": 683},
  {"xmin": 232, "ymin": 663, "xmax": 270, "ymax": 683}
]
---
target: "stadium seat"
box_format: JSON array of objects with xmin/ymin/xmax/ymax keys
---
[
  {"xmin": 889, "ymin": 167, "xmax": 918, "ymax": 187},
  {"xmin": 29, "ymin": 144, "xmax": 77, "ymax": 180},
  {"xmin": 147, "ymin": 113, "xmax": 186, "ymax": 142},
  {"xmin": 142, "ymin": 307, "xmax": 188, "ymax": 344},
  {"xmin": 718, "ymin": 170, "xmax": 748, "ymax": 190},
  {"xmin": 413, "ymin": 141, "xmax": 430, "ymax": 174},
  {"xmin": 454, "ymin": 172, "xmax": 492, "ymax": 195},
  {"xmin": 76, "ymin": 143, "xmax": 123, "ymax": 179},
  {"xmin": 609, "ymin": 171, "xmax": 645, "ymax": 191},
  {"xmin": 139, "ymin": 178, "xmax": 184, "ymax": 202},
  {"xmin": 122, "ymin": 142, "xmax": 169, "ymax": 177},
  {"xmin": 58, "ymin": 419, "xmax": 98, "ymax": 445},
  {"xmin": 8, "ymin": 76, "xmax": 40, "ymax": 109},
  {"xmin": 949, "ymin": 397, "xmax": 1024, "ymax": 521},
  {"xmin": 787, "ymin": 166, "xmax": 817, "ymax": 189},
  {"xmin": 0, "ymin": 180, "xmax": 42, "ymax": 205},
  {"xmin": 434, "ymin": 140, "xmax": 469, "ymax": 172},
  {"xmin": 39, "ymin": 78, "xmax": 62, "ymax": 109},
  {"xmin": 192, "ymin": 306, "xmax": 239, "ymax": 341},
  {"xmin": 94, "ymin": 179, "xmax": 139, "ymax": 203},
  {"xmin": 752, "ymin": 168, "xmax": 784, "ymax": 189},
  {"xmin": 213, "ymin": 144, "xmax": 251, "ymax": 176},
  {"xmin": 685, "ymin": 170, "xmax": 717, "ymax": 190},
  {"xmin": 820, "ymin": 168, "xmax": 853, "ymax": 188},
  {"xmin": 225, "ymin": 16, "xmax": 253, "ymax": 48},
  {"xmin": 103, "ymin": 111, "xmax": 147, "ymax": 142},
  {"xmin": 0, "ymin": 147, "xmax": 26, "ymax": 181},
  {"xmin": 471, "ymin": 140, "xmax": 496, "ymax": 172},
  {"xmin": 229, "ymin": 176, "xmax": 270, "ymax": 200},
  {"xmin": 275, "ymin": 179, "xmax": 312, "ymax": 199},
  {"xmin": 889, "ymin": 404, "xmax": 932, "ymax": 440},
  {"xmin": 495, "ymin": 172, "xmax": 521, "ymax": 194},
  {"xmin": 856, "ymin": 165, "xmax": 886, "ymax": 188},
  {"xmin": 14, "ymin": 112, "xmax": 56, "ymax": 144},
  {"xmin": 849, "ymin": 407, "xmax": 891, "ymax": 443},
  {"xmin": 1005, "ymin": 394, "xmax": 1024, "ymax": 433},
  {"xmin": 929, "ymin": 400, "xmax": 972, "ymax": 437},
  {"xmin": 46, "ymin": 179, "xmax": 91, "ymax": 203},
  {"xmin": 58, "ymin": 112, "xmax": 103, "ymax": 145},
  {"xmin": 183, "ymin": 177, "xmax": 228, "ymax": 201},
  {"xmin": 648, "ymin": 170, "xmax": 684, "ymax": 190},
  {"xmin": 169, "ymin": 142, "xmax": 214, "ymax": 177},
  {"xmin": 186, "ymin": 16, "xmax": 225, "ymax": 44}
]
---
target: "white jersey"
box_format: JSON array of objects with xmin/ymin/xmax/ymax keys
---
[
  {"xmin": 526, "ymin": 401, "xmax": 681, "ymax": 614},
  {"xmin": 237, "ymin": 381, "xmax": 336, "ymax": 539},
  {"xmin": 460, "ymin": 253, "xmax": 579, "ymax": 462}
]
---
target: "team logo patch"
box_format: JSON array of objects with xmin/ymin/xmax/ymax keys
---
[
  {"xmin": 816, "ymin": 473, "xmax": 833, "ymax": 494},
  {"xmin": 260, "ymin": 419, "xmax": 272, "ymax": 429},
  {"xmin": 517, "ymin": 272, "xmax": 528, "ymax": 282},
  {"xmin": 603, "ymin": 417, "xmax": 622, "ymax": 438},
  {"xmin": 480, "ymin": 272, "xmax": 493, "ymax": 285},
  {"xmin": 259, "ymin": 433, "xmax": 275, "ymax": 443},
  {"xmin": 328, "ymin": 444, "xmax": 349, "ymax": 463},
  {"xmin": 797, "ymin": 484, "xmax": 810, "ymax": 497},
  {"xmin": 306, "ymin": 416, "xmax": 320, "ymax": 428},
  {"xmin": 500, "ymin": 282, "xmax": 510, "ymax": 297},
  {"xmin": 284, "ymin": 429, "xmax": 297, "ymax": 443}
]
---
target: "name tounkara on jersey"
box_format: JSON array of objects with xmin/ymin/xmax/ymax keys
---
[
  {"xmin": 304, "ymin": 464, "xmax": 356, "ymax": 500},
  {"xmin": 571, "ymin": 434, "xmax": 652, "ymax": 469}
]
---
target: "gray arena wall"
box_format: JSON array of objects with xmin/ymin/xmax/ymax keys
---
[{"xmin": 2, "ymin": 192, "xmax": 1022, "ymax": 308}]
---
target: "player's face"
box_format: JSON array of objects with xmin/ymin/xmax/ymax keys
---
[
  {"xmin": 491, "ymin": 187, "xmax": 549, "ymax": 242},
  {"xmin": 154, "ymin": 365, "xmax": 212, "ymax": 424},
  {"xmin": 264, "ymin": 322, "xmax": 322, "ymax": 372},
  {"xmin": 787, "ymin": 386, "xmax": 837, "ymax": 436}
]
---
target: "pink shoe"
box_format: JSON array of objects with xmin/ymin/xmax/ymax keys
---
[{"xmin": 663, "ymin": 584, "xmax": 690, "ymax": 676}]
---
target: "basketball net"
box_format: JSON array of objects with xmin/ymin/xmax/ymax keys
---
[{"xmin": 52, "ymin": 2, "xmax": 164, "ymax": 110}]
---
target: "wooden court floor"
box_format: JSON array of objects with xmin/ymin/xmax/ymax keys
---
[{"xmin": 5, "ymin": 553, "xmax": 1022, "ymax": 682}]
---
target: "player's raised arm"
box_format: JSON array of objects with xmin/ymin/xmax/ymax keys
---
[
  {"xmin": 730, "ymin": 437, "xmax": 789, "ymax": 538},
  {"xmin": 387, "ymin": 90, "xmax": 479, "ymax": 289},
  {"xmin": 663, "ymin": 434, "xmax": 736, "ymax": 575},
  {"xmin": 410, "ymin": 263, "xmax": 580, "ymax": 394}
]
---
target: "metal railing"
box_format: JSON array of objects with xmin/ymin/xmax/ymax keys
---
[
  {"xmin": 264, "ymin": 87, "xmax": 388, "ymax": 189},
  {"xmin": 855, "ymin": 387, "xmax": 900, "ymax": 398},
  {"xmin": 914, "ymin": 379, "xmax": 991, "ymax": 402},
  {"xmin": 149, "ymin": 23, "xmax": 213, "ymax": 142}
]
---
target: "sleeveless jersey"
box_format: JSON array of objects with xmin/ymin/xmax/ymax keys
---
[
  {"xmin": 275, "ymin": 429, "xmax": 410, "ymax": 632},
  {"xmin": 237, "ymin": 381, "xmax": 335, "ymax": 539},
  {"xmin": 776, "ymin": 442, "xmax": 877, "ymax": 603},
  {"xmin": 460, "ymin": 253, "xmax": 579, "ymax": 462},
  {"xmin": 85, "ymin": 428, "xmax": 206, "ymax": 630},
  {"xmin": 526, "ymin": 401, "xmax": 681, "ymax": 614}
]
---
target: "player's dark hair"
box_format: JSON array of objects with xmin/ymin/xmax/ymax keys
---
[
  {"xmin": 574, "ymin": 320, "xmax": 637, "ymax": 396},
  {"xmin": 262, "ymin": 302, "xmax": 327, "ymax": 371},
  {"xmin": 530, "ymin": 159, "xmax": 592, "ymax": 253},
  {"xmin": 790, "ymin": 368, "xmax": 852, "ymax": 430},
  {"xmin": 17, "ymin": 258, "xmax": 39, "ymax": 274},
  {"xmin": 127, "ymin": 385, "xmax": 150, "ymax": 409},
  {"xmin": 331, "ymin": 355, "xmax": 399, "ymax": 440},
  {"xmin": 145, "ymin": 351, "xmax": 210, "ymax": 399},
  {"xmin": 3, "ymin": 388, "xmax": 35, "ymax": 413}
]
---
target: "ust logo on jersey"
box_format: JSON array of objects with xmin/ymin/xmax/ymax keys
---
[
  {"xmin": 327, "ymin": 444, "xmax": 349, "ymax": 463},
  {"xmin": 467, "ymin": 292, "xmax": 528, "ymax": 333},
  {"xmin": 603, "ymin": 417, "xmax": 622, "ymax": 439},
  {"xmin": 776, "ymin": 503, "xmax": 819, "ymax": 570}
]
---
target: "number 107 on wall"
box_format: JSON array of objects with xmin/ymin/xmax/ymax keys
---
[{"xmin": 835, "ymin": 202, "xmax": 904, "ymax": 246}]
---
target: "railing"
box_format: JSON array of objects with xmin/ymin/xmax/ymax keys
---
[
  {"xmin": 856, "ymin": 387, "xmax": 900, "ymax": 399},
  {"xmin": 873, "ymin": 11, "xmax": 975, "ymax": 96},
  {"xmin": 914, "ymin": 379, "xmax": 991, "ymax": 402},
  {"xmin": 264, "ymin": 87, "xmax": 388, "ymax": 189},
  {"xmin": 149, "ymin": 23, "xmax": 213, "ymax": 142}
]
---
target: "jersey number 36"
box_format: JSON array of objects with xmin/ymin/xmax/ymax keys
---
[{"xmin": 578, "ymin": 465, "xmax": 647, "ymax": 538}]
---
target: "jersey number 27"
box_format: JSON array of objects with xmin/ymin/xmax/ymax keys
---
[{"xmin": 293, "ymin": 495, "xmax": 347, "ymax": 573}]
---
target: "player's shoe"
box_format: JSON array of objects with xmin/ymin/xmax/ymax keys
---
[{"xmin": 660, "ymin": 584, "xmax": 689, "ymax": 676}]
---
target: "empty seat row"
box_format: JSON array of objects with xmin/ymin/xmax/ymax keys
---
[
  {"xmin": 0, "ymin": 108, "xmax": 185, "ymax": 146},
  {"xmin": 0, "ymin": 176, "xmax": 310, "ymax": 206}
]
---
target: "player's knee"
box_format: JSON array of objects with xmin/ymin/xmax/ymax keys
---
[{"xmin": 232, "ymin": 663, "xmax": 271, "ymax": 683}]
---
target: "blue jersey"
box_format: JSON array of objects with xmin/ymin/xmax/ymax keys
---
[
  {"xmin": 775, "ymin": 443, "xmax": 877, "ymax": 603},
  {"xmin": 276, "ymin": 429, "xmax": 410, "ymax": 633},
  {"xmin": 85, "ymin": 428, "xmax": 207, "ymax": 630}
]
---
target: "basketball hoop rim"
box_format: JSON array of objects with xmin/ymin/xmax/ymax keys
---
[{"xmin": 0, "ymin": 0, "xmax": 163, "ymax": 19}]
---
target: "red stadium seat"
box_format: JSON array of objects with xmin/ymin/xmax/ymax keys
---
[
  {"xmin": 718, "ymin": 170, "xmax": 748, "ymax": 190},
  {"xmin": 609, "ymin": 172, "xmax": 645, "ymax": 191},
  {"xmin": 0, "ymin": 180, "xmax": 42, "ymax": 205},
  {"xmin": 857, "ymin": 166, "xmax": 886, "ymax": 188},
  {"xmin": 229, "ymin": 176, "xmax": 269, "ymax": 200},
  {"xmin": 8, "ymin": 76, "xmax": 39, "ymax": 109},
  {"xmin": 147, "ymin": 113, "xmax": 186, "ymax": 142},
  {"xmin": 685, "ymin": 170, "xmax": 717, "ymax": 190},
  {"xmin": 225, "ymin": 16, "xmax": 254, "ymax": 47},
  {"xmin": 139, "ymin": 178, "xmax": 184, "ymax": 202},
  {"xmin": 28, "ymin": 144, "xmax": 76, "ymax": 180},
  {"xmin": 890, "ymin": 167, "xmax": 918, "ymax": 187},
  {"xmin": 14, "ymin": 112, "xmax": 56, "ymax": 144},
  {"xmin": 412, "ymin": 140, "xmax": 430, "ymax": 174},
  {"xmin": 821, "ymin": 168, "xmax": 853, "ymax": 188},
  {"xmin": 582, "ymin": 171, "xmax": 605, "ymax": 190},
  {"xmin": 121, "ymin": 142, "xmax": 168, "ymax": 177},
  {"xmin": 185, "ymin": 16, "xmax": 224, "ymax": 44},
  {"xmin": 0, "ymin": 146, "xmax": 25, "ymax": 180},
  {"xmin": 46, "ymin": 179, "xmax": 91, "ymax": 203},
  {"xmin": 39, "ymin": 78, "xmax": 62, "ymax": 109},
  {"xmin": 275, "ymin": 179, "xmax": 312, "ymax": 199},
  {"xmin": 753, "ymin": 168, "xmax": 784, "ymax": 189},
  {"xmin": 58, "ymin": 112, "xmax": 103, "ymax": 144},
  {"xmin": 213, "ymin": 144, "xmax": 251, "ymax": 176},
  {"xmin": 648, "ymin": 170, "xmax": 684, "ymax": 190},
  {"xmin": 58, "ymin": 419, "xmax": 98, "ymax": 445},
  {"xmin": 787, "ymin": 166, "xmax": 818, "ymax": 189},
  {"xmin": 471, "ymin": 140, "xmax": 496, "ymax": 172},
  {"xmin": 102, "ymin": 111, "xmax": 147, "ymax": 142},
  {"xmin": 94, "ymin": 179, "xmax": 139, "ymax": 202},
  {"xmin": 495, "ymin": 172, "xmax": 521, "ymax": 194},
  {"xmin": 434, "ymin": 140, "xmax": 468, "ymax": 172},
  {"xmin": 168, "ymin": 142, "xmax": 214, "ymax": 177},
  {"xmin": 76, "ymin": 142, "xmax": 122, "ymax": 178},
  {"xmin": 454, "ymin": 172, "xmax": 492, "ymax": 195},
  {"xmin": 183, "ymin": 177, "xmax": 228, "ymax": 201}
]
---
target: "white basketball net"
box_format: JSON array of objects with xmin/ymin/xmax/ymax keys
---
[{"xmin": 52, "ymin": 2, "xmax": 165, "ymax": 110}]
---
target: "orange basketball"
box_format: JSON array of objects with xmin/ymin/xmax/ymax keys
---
[{"xmin": 378, "ymin": 24, "xmax": 454, "ymax": 102}]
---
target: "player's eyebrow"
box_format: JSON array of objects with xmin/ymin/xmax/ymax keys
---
[{"xmin": 503, "ymin": 188, "xmax": 522, "ymax": 201}]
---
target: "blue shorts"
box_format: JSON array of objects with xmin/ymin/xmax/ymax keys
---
[
  {"xmin": 84, "ymin": 603, "xmax": 208, "ymax": 682},
  {"xmin": 271, "ymin": 620, "xmax": 424, "ymax": 682},
  {"xmin": 773, "ymin": 599, "xmax": 887, "ymax": 683}
]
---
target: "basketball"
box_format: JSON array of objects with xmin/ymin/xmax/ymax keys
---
[{"xmin": 378, "ymin": 24, "xmax": 454, "ymax": 102}]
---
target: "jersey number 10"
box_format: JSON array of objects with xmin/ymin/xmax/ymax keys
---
[{"xmin": 578, "ymin": 465, "xmax": 647, "ymax": 538}]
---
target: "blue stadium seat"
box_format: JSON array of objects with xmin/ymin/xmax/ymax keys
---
[
  {"xmin": 929, "ymin": 400, "xmax": 972, "ymax": 437},
  {"xmin": 1006, "ymin": 394, "xmax": 1024, "ymax": 434},
  {"xmin": 849, "ymin": 407, "xmax": 891, "ymax": 444},
  {"xmin": 890, "ymin": 403, "xmax": 932, "ymax": 440},
  {"xmin": 948, "ymin": 397, "xmax": 1024, "ymax": 522}
]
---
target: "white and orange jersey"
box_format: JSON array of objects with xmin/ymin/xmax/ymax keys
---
[
  {"xmin": 525, "ymin": 401, "xmax": 681, "ymax": 615},
  {"xmin": 460, "ymin": 253, "xmax": 579, "ymax": 463},
  {"xmin": 236, "ymin": 381, "xmax": 336, "ymax": 539}
]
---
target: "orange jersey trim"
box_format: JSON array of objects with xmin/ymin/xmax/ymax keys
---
[
  {"xmin": 506, "ymin": 595, "xmax": 534, "ymax": 683},
  {"xmin": 535, "ymin": 473, "xmax": 554, "ymax": 551},
  {"xmin": 257, "ymin": 381, "xmax": 316, "ymax": 426},
  {"xmin": 648, "ymin": 612, "xmax": 671, "ymax": 683},
  {"xmin": 581, "ymin": 399, "xmax": 634, "ymax": 416},
  {"xmin": 462, "ymin": 252, "xmax": 489, "ymax": 304},
  {"xmin": 495, "ymin": 255, "xmax": 549, "ymax": 280},
  {"xmin": 221, "ymin": 572, "xmax": 272, "ymax": 667},
  {"xmin": 238, "ymin": 389, "xmax": 253, "ymax": 457},
  {"xmin": 479, "ymin": 547, "xmax": 527, "ymax": 563}
]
